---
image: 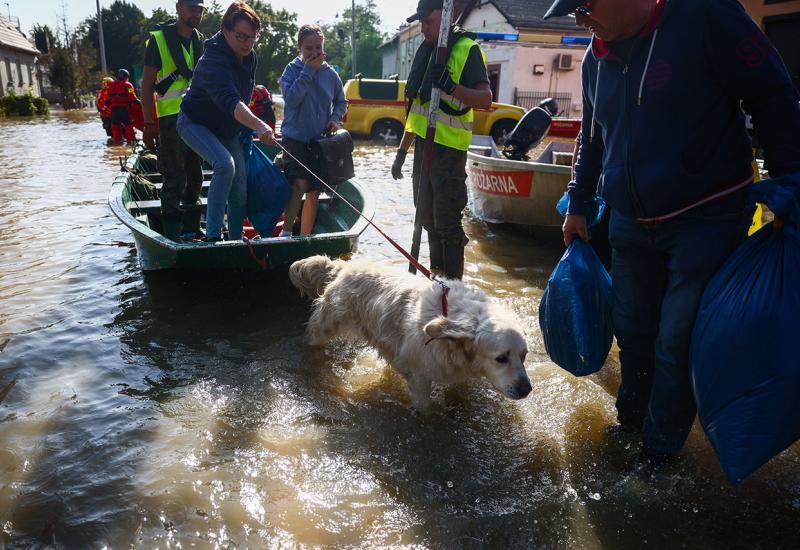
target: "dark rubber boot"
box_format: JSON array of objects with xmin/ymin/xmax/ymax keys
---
[
  {"xmin": 428, "ymin": 235, "xmax": 444, "ymax": 273},
  {"xmin": 181, "ymin": 205, "xmax": 202, "ymax": 240},
  {"xmin": 441, "ymin": 240, "xmax": 465, "ymax": 280},
  {"xmin": 162, "ymin": 216, "xmax": 182, "ymax": 242}
]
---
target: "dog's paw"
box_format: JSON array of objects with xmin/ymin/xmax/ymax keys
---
[
  {"xmin": 407, "ymin": 377, "xmax": 434, "ymax": 413},
  {"xmin": 307, "ymin": 333, "xmax": 328, "ymax": 347}
]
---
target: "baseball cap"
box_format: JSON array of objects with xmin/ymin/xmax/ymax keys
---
[
  {"xmin": 543, "ymin": 0, "xmax": 585, "ymax": 19},
  {"xmin": 406, "ymin": 0, "xmax": 444, "ymax": 23},
  {"xmin": 178, "ymin": 0, "xmax": 206, "ymax": 6}
]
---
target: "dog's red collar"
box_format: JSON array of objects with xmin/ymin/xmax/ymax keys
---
[{"xmin": 425, "ymin": 285, "xmax": 450, "ymax": 346}]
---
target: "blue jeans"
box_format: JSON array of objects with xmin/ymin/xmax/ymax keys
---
[
  {"xmin": 176, "ymin": 111, "xmax": 246, "ymax": 240},
  {"xmin": 609, "ymin": 191, "xmax": 753, "ymax": 454}
]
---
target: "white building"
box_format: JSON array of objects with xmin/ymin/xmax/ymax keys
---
[
  {"xmin": 380, "ymin": 22, "xmax": 424, "ymax": 79},
  {"xmin": 461, "ymin": 0, "xmax": 588, "ymax": 116},
  {"xmin": 381, "ymin": 0, "xmax": 590, "ymax": 116},
  {"xmin": 0, "ymin": 15, "xmax": 40, "ymax": 97}
]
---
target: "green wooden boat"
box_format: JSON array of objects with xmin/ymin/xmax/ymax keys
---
[{"xmin": 109, "ymin": 143, "xmax": 374, "ymax": 271}]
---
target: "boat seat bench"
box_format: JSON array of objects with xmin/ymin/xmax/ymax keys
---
[{"xmin": 127, "ymin": 193, "xmax": 335, "ymax": 215}]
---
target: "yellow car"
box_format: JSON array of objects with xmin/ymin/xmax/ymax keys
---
[{"xmin": 342, "ymin": 77, "xmax": 526, "ymax": 144}]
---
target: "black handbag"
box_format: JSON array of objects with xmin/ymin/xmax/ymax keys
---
[{"xmin": 309, "ymin": 129, "xmax": 355, "ymax": 187}]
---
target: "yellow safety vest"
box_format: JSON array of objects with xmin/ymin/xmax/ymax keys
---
[
  {"xmin": 150, "ymin": 29, "xmax": 195, "ymax": 118},
  {"xmin": 405, "ymin": 36, "xmax": 486, "ymax": 152}
]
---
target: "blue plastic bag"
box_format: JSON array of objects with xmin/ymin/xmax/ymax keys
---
[
  {"xmin": 691, "ymin": 173, "xmax": 800, "ymax": 484},
  {"xmin": 243, "ymin": 137, "xmax": 290, "ymax": 237},
  {"xmin": 539, "ymin": 194, "xmax": 613, "ymax": 376}
]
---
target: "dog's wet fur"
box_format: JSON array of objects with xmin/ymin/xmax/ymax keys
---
[{"xmin": 289, "ymin": 255, "xmax": 532, "ymax": 410}]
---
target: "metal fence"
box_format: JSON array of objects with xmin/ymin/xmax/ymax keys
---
[{"xmin": 513, "ymin": 90, "xmax": 573, "ymax": 116}]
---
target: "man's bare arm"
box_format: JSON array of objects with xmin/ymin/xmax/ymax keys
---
[
  {"xmin": 141, "ymin": 65, "xmax": 158, "ymax": 125},
  {"xmin": 453, "ymin": 81, "xmax": 492, "ymax": 110}
]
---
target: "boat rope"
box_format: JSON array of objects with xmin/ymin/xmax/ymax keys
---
[
  {"xmin": 273, "ymin": 141, "xmax": 450, "ymax": 316},
  {"xmin": 243, "ymin": 236, "xmax": 270, "ymax": 269}
]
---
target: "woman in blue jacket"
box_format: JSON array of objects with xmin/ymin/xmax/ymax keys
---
[{"xmin": 177, "ymin": 1, "xmax": 274, "ymax": 242}]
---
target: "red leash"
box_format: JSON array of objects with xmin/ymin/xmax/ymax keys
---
[
  {"xmin": 274, "ymin": 141, "xmax": 450, "ymax": 315},
  {"xmin": 243, "ymin": 236, "xmax": 269, "ymax": 269}
]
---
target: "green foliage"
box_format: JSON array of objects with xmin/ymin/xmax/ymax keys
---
[
  {"xmin": 249, "ymin": 1, "xmax": 299, "ymax": 89},
  {"xmin": 140, "ymin": 8, "xmax": 174, "ymax": 38},
  {"xmin": 323, "ymin": 0, "xmax": 386, "ymax": 80},
  {"xmin": 34, "ymin": 96, "xmax": 50, "ymax": 115},
  {"xmin": 48, "ymin": 47, "xmax": 80, "ymax": 99},
  {"xmin": 0, "ymin": 91, "xmax": 49, "ymax": 117},
  {"xmin": 80, "ymin": 0, "xmax": 146, "ymax": 74},
  {"xmin": 31, "ymin": 24, "xmax": 57, "ymax": 54},
  {"xmin": 197, "ymin": 1, "xmax": 224, "ymax": 38}
]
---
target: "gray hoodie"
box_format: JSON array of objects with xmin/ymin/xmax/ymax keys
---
[{"xmin": 279, "ymin": 57, "xmax": 348, "ymax": 143}]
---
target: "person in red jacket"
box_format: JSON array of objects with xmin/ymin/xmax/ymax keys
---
[
  {"xmin": 129, "ymin": 98, "xmax": 146, "ymax": 133},
  {"xmin": 95, "ymin": 77, "xmax": 113, "ymax": 141},
  {"xmin": 107, "ymin": 69, "xmax": 139, "ymax": 145}
]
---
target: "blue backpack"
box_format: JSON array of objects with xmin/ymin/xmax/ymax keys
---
[
  {"xmin": 691, "ymin": 173, "xmax": 800, "ymax": 484},
  {"xmin": 539, "ymin": 195, "xmax": 613, "ymax": 376}
]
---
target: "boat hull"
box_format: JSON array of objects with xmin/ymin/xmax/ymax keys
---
[
  {"xmin": 466, "ymin": 151, "xmax": 571, "ymax": 228},
  {"xmin": 109, "ymin": 147, "xmax": 373, "ymax": 271}
]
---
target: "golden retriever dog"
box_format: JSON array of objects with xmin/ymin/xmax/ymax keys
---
[{"xmin": 289, "ymin": 255, "xmax": 532, "ymax": 410}]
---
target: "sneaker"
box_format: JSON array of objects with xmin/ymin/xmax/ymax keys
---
[{"xmin": 203, "ymin": 236, "xmax": 223, "ymax": 243}]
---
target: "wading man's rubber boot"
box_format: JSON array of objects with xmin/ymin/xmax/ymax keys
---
[
  {"xmin": 428, "ymin": 236, "xmax": 444, "ymax": 274},
  {"xmin": 441, "ymin": 240, "xmax": 465, "ymax": 280}
]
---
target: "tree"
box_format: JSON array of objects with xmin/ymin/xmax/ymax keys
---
[
  {"xmin": 140, "ymin": 7, "xmax": 173, "ymax": 35},
  {"xmin": 249, "ymin": 0, "xmax": 298, "ymax": 89},
  {"xmin": 197, "ymin": 1, "xmax": 224, "ymax": 39},
  {"xmin": 79, "ymin": 1, "xmax": 146, "ymax": 74},
  {"xmin": 31, "ymin": 24, "xmax": 57, "ymax": 54},
  {"xmin": 48, "ymin": 47, "xmax": 80, "ymax": 100},
  {"xmin": 324, "ymin": 0, "xmax": 386, "ymax": 80}
]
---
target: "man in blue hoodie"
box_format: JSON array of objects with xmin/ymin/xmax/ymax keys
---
[{"xmin": 545, "ymin": 0, "xmax": 800, "ymax": 474}]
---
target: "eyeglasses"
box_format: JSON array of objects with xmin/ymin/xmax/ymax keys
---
[
  {"xmin": 233, "ymin": 30, "xmax": 261, "ymax": 43},
  {"xmin": 574, "ymin": 0, "xmax": 593, "ymax": 16}
]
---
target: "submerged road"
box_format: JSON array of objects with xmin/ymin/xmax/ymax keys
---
[{"xmin": 0, "ymin": 110, "xmax": 798, "ymax": 547}]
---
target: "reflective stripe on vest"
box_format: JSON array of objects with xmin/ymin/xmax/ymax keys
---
[
  {"xmin": 405, "ymin": 36, "xmax": 486, "ymax": 151},
  {"xmin": 409, "ymin": 102, "xmax": 473, "ymax": 131},
  {"xmin": 151, "ymin": 30, "xmax": 194, "ymax": 118}
]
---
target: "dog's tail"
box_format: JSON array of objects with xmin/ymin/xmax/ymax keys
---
[{"xmin": 289, "ymin": 255, "xmax": 344, "ymax": 298}]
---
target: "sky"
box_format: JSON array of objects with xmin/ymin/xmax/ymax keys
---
[{"xmin": 6, "ymin": 0, "xmax": 419, "ymax": 36}]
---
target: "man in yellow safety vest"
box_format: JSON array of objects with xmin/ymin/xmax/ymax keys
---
[
  {"xmin": 141, "ymin": 0, "xmax": 205, "ymax": 241},
  {"xmin": 392, "ymin": 0, "xmax": 492, "ymax": 279}
]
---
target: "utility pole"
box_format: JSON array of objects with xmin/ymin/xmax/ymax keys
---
[
  {"xmin": 96, "ymin": 0, "xmax": 107, "ymax": 73},
  {"xmin": 350, "ymin": 0, "xmax": 357, "ymax": 76}
]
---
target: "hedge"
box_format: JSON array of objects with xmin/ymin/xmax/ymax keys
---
[{"xmin": 0, "ymin": 92, "xmax": 49, "ymax": 117}]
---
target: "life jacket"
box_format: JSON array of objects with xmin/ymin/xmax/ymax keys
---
[
  {"xmin": 249, "ymin": 85, "xmax": 276, "ymax": 130},
  {"xmin": 405, "ymin": 27, "xmax": 485, "ymax": 151},
  {"xmin": 148, "ymin": 23, "xmax": 202, "ymax": 118},
  {"xmin": 129, "ymin": 100, "xmax": 145, "ymax": 131},
  {"xmin": 96, "ymin": 88, "xmax": 111, "ymax": 118},
  {"xmin": 108, "ymin": 79, "xmax": 136, "ymax": 109}
]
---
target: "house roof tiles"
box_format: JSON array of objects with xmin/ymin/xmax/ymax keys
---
[
  {"xmin": 0, "ymin": 15, "xmax": 39, "ymax": 56},
  {"xmin": 486, "ymin": 0, "xmax": 580, "ymax": 31}
]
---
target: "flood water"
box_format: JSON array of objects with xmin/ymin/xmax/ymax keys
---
[{"xmin": 0, "ymin": 111, "xmax": 798, "ymax": 548}]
